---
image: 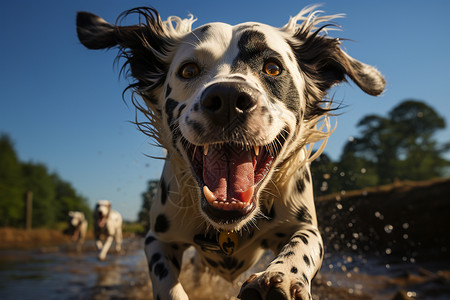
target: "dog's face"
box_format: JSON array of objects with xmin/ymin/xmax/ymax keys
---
[
  {"xmin": 69, "ymin": 211, "xmax": 85, "ymax": 227},
  {"xmin": 95, "ymin": 200, "xmax": 111, "ymax": 227},
  {"xmin": 77, "ymin": 7, "xmax": 385, "ymax": 231}
]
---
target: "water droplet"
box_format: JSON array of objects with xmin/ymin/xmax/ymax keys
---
[
  {"xmin": 385, "ymin": 248, "xmax": 392, "ymax": 255},
  {"xmin": 403, "ymin": 234, "xmax": 409, "ymax": 239},
  {"xmin": 360, "ymin": 168, "xmax": 366, "ymax": 174},
  {"xmin": 402, "ymin": 223, "xmax": 409, "ymax": 230},
  {"xmin": 407, "ymin": 291, "xmax": 417, "ymax": 297},
  {"xmin": 384, "ymin": 224, "xmax": 393, "ymax": 233},
  {"xmin": 336, "ymin": 203, "xmax": 343, "ymax": 210}
]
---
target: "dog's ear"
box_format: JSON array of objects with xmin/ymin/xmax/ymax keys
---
[
  {"xmin": 290, "ymin": 29, "xmax": 385, "ymax": 98},
  {"xmin": 76, "ymin": 9, "xmax": 173, "ymax": 94},
  {"xmin": 76, "ymin": 12, "xmax": 120, "ymax": 49}
]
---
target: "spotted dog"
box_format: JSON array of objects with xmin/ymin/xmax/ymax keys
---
[
  {"xmin": 94, "ymin": 200, "xmax": 123, "ymax": 261},
  {"xmin": 77, "ymin": 6, "xmax": 385, "ymax": 299},
  {"xmin": 68, "ymin": 211, "xmax": 88, "ymax": 252}
]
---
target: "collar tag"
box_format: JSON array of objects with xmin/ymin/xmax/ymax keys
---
[{"xmin": 218, "ymin": 230, "xmax": 238, "ymax": 256}]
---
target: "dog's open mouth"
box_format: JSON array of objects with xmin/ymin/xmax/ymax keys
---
[{"xmin": 185, "ymin": 132, "xmax": 286, "ymax": 224}]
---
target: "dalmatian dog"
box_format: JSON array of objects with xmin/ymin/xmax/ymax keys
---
[
  {"xmin": 68, "ymin": 211, "xmax": 88, "ymax": 252},
  {"xmin": 94, "ymin": 200, "xmax": 123, "ymax": 261},
  {"xmin": 77, "ymin": 5, "xmax": 384, "ymax": 299}
]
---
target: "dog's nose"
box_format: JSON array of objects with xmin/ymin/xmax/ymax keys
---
[{"xmin": 200, "ymin": 83, "xmax": 258, "ymax": 126}]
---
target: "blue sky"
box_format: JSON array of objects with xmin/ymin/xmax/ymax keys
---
[{"xmin": 1, "ymin": 0, "xmax": 449, "ymax": 221}]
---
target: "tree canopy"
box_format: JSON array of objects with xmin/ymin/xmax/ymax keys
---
[
  {"xmin": 311, "ymin": 99, "xmax": 449, "ymax": 196},
  {"xmin": 0, "ymin": 134, "xmax": 92, "ymax": 228}
]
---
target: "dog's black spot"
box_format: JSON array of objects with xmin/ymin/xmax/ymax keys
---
[
  {"xmin": 148, "ymin": 253, "xmax": 161, "ymax": 271},
  {"xmin": 187, "ymin": 119, "xmax": 206, "ymax": 134},
  {"xmin": 319, "ymin": 242, "xmax": 324, "ymax": 258},
  {"xmin": 296, "ymin": 178, "xmax": 305, "ymax": 194},
  {"xmin": 275, "ymin": 232, "xmax": 286, "ymax": 238},
  {"xmin": 160, "ymin": 178, "xmax": 168, "ymax": 205},
  {"xmin": 200, "ymin": 24, "xmax": 211, "ymax": 33},
  {"xmin": 296, "ymin": 206, "xmax": 312, "ymax": 224},
  {"xmin": 170, "ymin": 256, "xmax": 181, "ymax": 272},
  {"xmin": 275, "ymin": 260, "xmax": 284, "ymax": 264},
  {"xmin": 154, "ymin": 214, "xmax": 170, "ymax": 233},
  {"xmin": 281, "ymin": 251, "xmax": 295, "ymax": 258},
  {"xmin": 303, "ymin": 255, "xmax": 310, "ymax": 267},
  {"xmin": 302, "ymin": 273, "xmax": 309, "ymax": 286},
  {"xmin": 291, "ymin": 266, "xmax": 298, "ymax": 274},
  {"xmin": 154, "ymin": 262, "xmax": 169, "ymax": 280},
  {"xmin": 288, "ymin": 240, "xmax": 299, "ymax": 247},
  {"xmin": 307, "ymin": 229, "xmax": 318, "ymax": 236},
  {"xmin": 193, "ymin": 103, "xmax": 199, "ymax": 112},
  {"xmin": 165, "ymin": 84, "xmax": 172, "ymax": 99},
  {"xmin": 177, "ymin": 103, "xmax": 186, "ymax": 118},
  {"xmin": 220, "ymin": 257, "xmax": 238, "ymax": 270},
  {"xmin": 292, "ymin": 233, "xmax": 309, "ymax": 245},
  {"xmin": 205, "ymin": 257, "xmax": 219, "ymax": 268},
  {"xmin": 310, "ymin": 255, "xmax": 316, "ymax": 267},
  {"xmin": 304, "ymin": 169, "xmax": 311, "ymax": 182},
  {"xmin": 145, "ymin": 236, "xmax": 156, "ymax": 245},
  {"xmin": 268, "ymin": 113, "xmax": 273, "ymax": 125},
  {"xmin": 165, "ymin": 98, "xmax": 179, "ymax": 127}
]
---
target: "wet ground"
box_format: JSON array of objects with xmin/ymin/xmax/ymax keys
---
[{"xmin": 1, "ymin": 237, "xmax": 449, "ymax": 300}]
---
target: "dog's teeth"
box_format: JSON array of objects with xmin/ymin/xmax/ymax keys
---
[
  {"xmin": 204, "ymin": 144, "xmax": 209, "ymax": 156},
  {"xmin": 203, "ymin": 185, "xmax": 217, "ymax": 203},
  {"xmin": 254, "ymin": 146, "xmax": 260, "ymax": 156}
]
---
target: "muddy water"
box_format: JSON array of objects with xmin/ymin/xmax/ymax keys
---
[{"xmin": 1, "ymin": 238, "xmax": 449, "ymax": 300}]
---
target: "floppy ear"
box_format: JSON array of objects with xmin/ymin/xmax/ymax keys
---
[
  {"xmin": 76, "ymin": 9, "xmax": 173, "ymax": 93},
  {"xmin": 76, "ymin": 12, "xmax": 122, "ymax": 49},
  {"xmin": 290, "ymin": 27, "xmax": 385, "ymax": 98}
]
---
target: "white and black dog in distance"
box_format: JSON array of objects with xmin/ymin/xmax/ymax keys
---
[
  {"xmin": 94, "ymin": 200, "xmax": 123, "ymax": 261},
  {"xmin": 77, "ymin": 6, "xmax": 385, "ymax": 299},
  {"xmin": 68, "ymin": 211, "xmax": 88, "ymax": 252}
]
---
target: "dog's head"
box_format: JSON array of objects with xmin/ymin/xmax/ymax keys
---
[
  {"xmin": 95, "ymin": 200, "xmax": 111, "ymax": 227},
  {"xmin": 68, "ymin": 211, "xmax": 85, "ymax": 227},
  {"xmin": 77, "ymin": 6, "xmax": 385, "ymax": 231}
]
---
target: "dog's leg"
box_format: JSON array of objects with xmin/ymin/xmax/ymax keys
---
[
  {"xmin": 115, "ymin": 229, "xmax": 123, "ymax": 252},
  {"xmin": 98, "ymin": 235, "xmax": 114, "ymax": 261},
  {"xmin": 239, "ymin": 224, "xmax": 323, "ymax": 300},
  {"xmin": 144, "ymin": 230, "xmax": 188, "ymax": 300}
]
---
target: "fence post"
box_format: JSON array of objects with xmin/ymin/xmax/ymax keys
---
[{"xmin": 25, "ymin": 191, "xmax": 33, "ymax": 230}]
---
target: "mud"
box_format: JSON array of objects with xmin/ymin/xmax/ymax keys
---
[{"xmin": 1, "ymin": 237, "xmax": 449, "ymax": 300}]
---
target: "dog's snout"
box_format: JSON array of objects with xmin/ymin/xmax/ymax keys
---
[{"xmin": 200, "ymin": 83, "xmax": 258, "ymax": 126}]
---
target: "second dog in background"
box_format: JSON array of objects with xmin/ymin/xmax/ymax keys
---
[{"xmin": 93, "ymin": 200, "xmax": 123, "ymax": 260}]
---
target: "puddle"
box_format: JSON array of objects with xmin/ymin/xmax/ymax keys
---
[{"xmin": 1, "ymin": 238, "xmax": 449, "ymax": 300}]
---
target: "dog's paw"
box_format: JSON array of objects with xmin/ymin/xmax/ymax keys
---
[{"xmin": 238, "ymin": 271, "xmax": 311, "ymax": 300}]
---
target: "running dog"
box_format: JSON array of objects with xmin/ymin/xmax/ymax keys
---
[
  {"xmin": 77, "ymin": 6, "xmax": 384, "ymax": 299},
  {"xmin": 94, "ymin": 200, "xmax": 123, "ymax": 261},
  {"xmin": 68, "ymin": 211, "xmax": 88, "ymax": 252}
]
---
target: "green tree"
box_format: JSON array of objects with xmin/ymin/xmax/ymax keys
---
[
  {"xmin": 138, "ymin": 179, "xmax": 159, "ymax": 230},
  {"xmin": 0, "ymin": 134, "xmax": 25, "ymax": 226},
  {"xmin": 22, "ymin": 162, "xmax": 57, "ymax": 227},
  {"xmin": 341, "ymin": 99, "xmax": 449, "ymax": 185}
]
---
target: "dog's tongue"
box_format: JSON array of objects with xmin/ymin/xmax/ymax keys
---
[{"xmin": 203, "ymin": 145, "xmax": 254, "ymax": 204}]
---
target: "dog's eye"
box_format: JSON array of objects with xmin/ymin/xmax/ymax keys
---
[
  {"xmin": 179, "ymin": 63, "xmax": 200, "ymax": 79},
  {"xmin": 263, "ymin": 62, "xmax": 282, "ymax": 76}
]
